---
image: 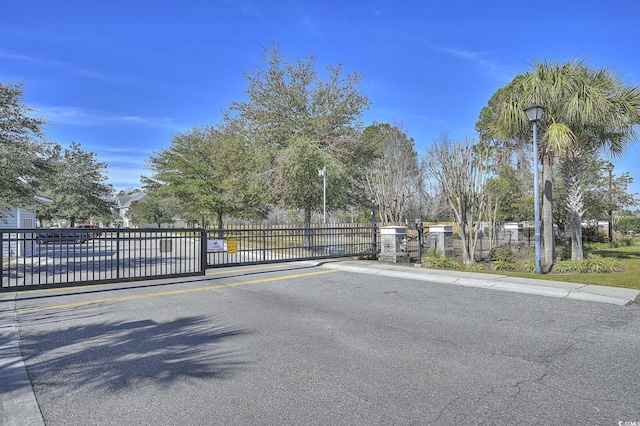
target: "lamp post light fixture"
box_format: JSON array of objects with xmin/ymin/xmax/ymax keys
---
[
  {"xmin": 318, "ymin": 166, "xmax": 327, "ymax": 224},
  {"xmin": 524, "ymin": 103, "xmax": 545, "ymax": 274},
  {"xmin": 604, "ymin": 162, "xmax": 614, "ymax": 242}
]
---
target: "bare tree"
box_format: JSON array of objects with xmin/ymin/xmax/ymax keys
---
[
  {"xmin": 362, "ymin": 123, "xmax": 421, "ymax": 223},
  {"xmin": 424, "ymin": 136, "xmax": 490, "ymax": 264}
]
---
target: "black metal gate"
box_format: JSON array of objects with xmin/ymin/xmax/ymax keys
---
[
  {"xmin": 2, "ymin": 224, "xmax": 377, "ymax": 290},
  {"xmin": 205, "ymin": 224, "xmax": 376, "ymax": 268},
  {"xmin": 1, "ymin": 228, "xmax": 204, "ymax": 290}
]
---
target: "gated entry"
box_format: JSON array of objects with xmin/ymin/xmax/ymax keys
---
[
  {"xmin": 1, "ymin": 228, "xmax": 204, "ymax": 290},
  {"xmin": 1, "ymin": 225, "xmax": 376, "ymax": 290}
]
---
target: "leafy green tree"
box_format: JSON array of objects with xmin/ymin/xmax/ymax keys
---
[
  {"xmin": 485, "ymin": 165, "xmax": 532, "ymax": 223},
  {"xmin": 617, "ymin": 217, "xmax": 640, "ymax": 234},
  {"xmin": 94, "ymin": 210, "xmax": 120, "ymax": 228},
  {"xmin": 126, "ymin": 193, "xmax": 175, "ymax": 228},
  {"xmin": 144, "ymin": 126, "xmax": 260, "ymax": 229},
  {"xmin": 581, "ymin": 159, "xmax": 638, "ymax": 223},
  {"xmin": 272, "ymin": 135, "xmax": 328, "ymax": 222},
  {"xmin": 40, "ymin": 142, "xmax": 114, "ymax": 226},
  {"xmin": 485, "ymin": 59, "xmax": 640, "ymax": 262},
  {"xmin": 0, "ymin": 81, "xmax": 54, "ymax": 216},
  {"xmin": 227, "ymin": 43, "xmax": 371, "ymax": 227},
  {"xmin": 477, "ymin": 89, "xmax": 530, "ymax": 183}
]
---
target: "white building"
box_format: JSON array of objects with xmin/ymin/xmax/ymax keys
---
[
  {"xmin": 1, "ymin": 195, "xmax": 53, "ymax": 257},
  {"xmin": 112, "ymin": 192, "xmax": 146, "ymax": 227}
]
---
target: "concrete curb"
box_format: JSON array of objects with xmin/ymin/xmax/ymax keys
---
[
  {"xmin": 314, "ymin": 260, "xmax": 640, "ymax": 306},
  {"xmin": 0, "ymin": 297, "xmax": 45, "ymax": 426}
]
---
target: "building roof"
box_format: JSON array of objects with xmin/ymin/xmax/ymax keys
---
[{"xmin": 115, "ymin": 192, "xmax": 146, "ymax": 208}]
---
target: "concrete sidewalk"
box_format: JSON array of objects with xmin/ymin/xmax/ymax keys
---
[
  {"xmin": 1, "ymin": 259, "xmax": 638, "ymax": 425},
  {"xmin": 314, "ymin": 259, "xmax": 640, "ymax": 306}
]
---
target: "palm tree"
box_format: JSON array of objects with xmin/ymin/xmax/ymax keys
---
[{"xmin": 486, "ymin": 59, "xmax": 640, "ymax": 265}]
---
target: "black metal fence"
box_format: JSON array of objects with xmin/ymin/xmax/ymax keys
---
[
  {"xmin": 1, "ymin": 228, "xmax": 204, "ymax": 290},
  {"xmin": 1, "ymin": 225, "xmax": 376, "ymax": 290},
  {"xmin": 397, "ymin": 227, "xmax": 535, "ymax": 262},
  {"xmin": 205, "ymin": 224, "xmax": 375, "ymax": 268},
  {"xmin": 454, "ymin": 229, "xmax": 535, "ymax": 259}
]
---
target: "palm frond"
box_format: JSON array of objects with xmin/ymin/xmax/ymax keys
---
[{"xmin": 543, "ymin": 120, "xmax": 575, "ymax": 154}]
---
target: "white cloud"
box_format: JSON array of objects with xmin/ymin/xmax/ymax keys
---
[
  {"xmin": 99, "ymin": 152, "xmax": 148, "ymax": 167},
  {"xmin": 416, "ymin": 40, "xmax": 509, "ymax": 80},
  {"xmin": 0, "ymin": 50, "xmax": 37, "ymax": 62},
  {"xmin": 35, "ymin": 105, "xmax": 185, "ymax": 130},
  {"xmin": 0, "ymin": 48, "xmax": 135, "ymax": 85},
  {"xmin": 224, "ymin": 0, "xmax": 264, "ymax": 20},
  {"xmin": 301, "ymin": 15, "xmax": 323, "ymax": 39},
  {"xmin": 106, "ymin": 165, "xmax": 146, "ymax": 189}
]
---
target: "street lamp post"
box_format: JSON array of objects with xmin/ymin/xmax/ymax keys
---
[
  {"xmin": 524, "ymin": 103, "xmax": 545, "ymax": 274},
  {"xmin": 371, "ymin": 196, "xmax": 377, "ymax": 258},
  {"xmin": 604, "ymin": 162, "xmax": 614, "ymax": 242},
  {"xmin": 318, "ymin": 166, "xmax": 327, "ymax": 224}
]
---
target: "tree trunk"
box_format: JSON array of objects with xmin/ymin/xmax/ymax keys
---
[
  {"xmin": 458, "ymin": 222, "xmax": 470, "ymax": 264},
  {"xmin": 217, "ymin": 212, "xmax": 224, "ymax": 238},
  {"xmin": 458, "ymin": 205, "xmax": 471, "ymax": 264},
  {"xmin": 542, "ymin": 154, "xmax": 556, "ymax": 266},
  {"xmin": 303, "ymin": 207, "xmax": 312, "ymax": 249},
  {"xmin": 564, "ymin": 165, "xmax": 585, "ymax": 260},
  {"xmin": 217, "ymin": 212, "xmax": 223, "ymax": 229},
  {"xmin": 569, "ymin": 210, "xmax": 584, "ymax": 260}
]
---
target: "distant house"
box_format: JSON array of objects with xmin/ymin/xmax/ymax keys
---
[
  {"xmin": 1, "ymin": 206, "xmax": 36, "ymax": 230},
  {"xmin": 0, "ymin": 194, "xmax": 53, "ymax": 230},
  {"xmin": 112, "ymin": 192, "xmax": 146, "ymax": 228}
]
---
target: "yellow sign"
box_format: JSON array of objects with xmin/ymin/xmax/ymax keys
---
[{"xmin": 227, "ymin": 237, "xmax": 238, "ymax": 254}]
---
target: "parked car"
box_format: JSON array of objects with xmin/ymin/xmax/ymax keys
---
[
  {"xmin": 37, "ymin": 230, "xmax": 90, "ymax": 244},
  {"xmin": 74, "ymin": 224, "xmax": 102, "ymax": 238}
]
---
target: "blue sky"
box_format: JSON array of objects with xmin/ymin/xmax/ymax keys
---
[{"xmin": 2, "ymin": 0, "xmax": 640, "ymax": 204}]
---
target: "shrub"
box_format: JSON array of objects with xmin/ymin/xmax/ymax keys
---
[
  {"xmin": 422, "ymin": 256, "xmax": 461, "ymax": 270},
  {"xmin": 465, "ymin": 262, "xmax": 488, "ymax": 272},
  {"xmin": 585, "ymin": 254, "xmax": 622, "ymax": 273},
  {"xmin": 552, "ymin": 255, "xmax": 622, "ymax": 274},
  {"xmin": 491, "ymin": 261, "xmax": 519, "ymax": 272},
  {"xmin": 584, "ymin": 242, "xmax": 609, "ymax": 251},
  {"xmin": 582, "ymin": 225, "xmax": 608, "ymax": 243},
  {"xmin": 552, "ymin": 260, "xmax": 588, "ymax": 274},
  {"xmin": 520, "ymin": 246, "xmax": 535, "ymax": 256},
  {"xmin": 488, "ymin": 245, "xmax": 514, "ymax": 263},
  {"xmin": 557, "ymin": 246, "xmax": 571, "ymax": 261},
  {"xmin": 619, "ymin": 238, "xmax": 633, "ymax": 247},
  {"xmin": 519, "ymin": 261, "xmax": 537, "ymax": 273}
]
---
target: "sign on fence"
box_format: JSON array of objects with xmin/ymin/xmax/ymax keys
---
[
  {"xmin": 227, "ymin": 237, "xmax": 238, "ymax": 254},
  {"xmin": 207, "ymin": 239, "xmax": 225, "ymax": 252}
]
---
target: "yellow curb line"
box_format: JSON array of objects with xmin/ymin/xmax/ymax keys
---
[{"xmin": 17, "ymin": 269, "xmax": 336, "ymax": 313}]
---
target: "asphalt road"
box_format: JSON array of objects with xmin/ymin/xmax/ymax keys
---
[{"xmin": 6, "ymin": 262, "xmax": 640, "ymax": 425}]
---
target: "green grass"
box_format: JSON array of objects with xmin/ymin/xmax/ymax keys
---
[{"xmin": 476, "ymin": 241, "xmax": 640, "ymax": 290}]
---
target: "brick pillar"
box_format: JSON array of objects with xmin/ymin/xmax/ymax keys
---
[
  {"xmin": 427, "ymin": 225, "xmax": 454, "ymax": 257},
  {"xmin": 378, "ymin": 226, "xmax": 410, "ymax": 263}
]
